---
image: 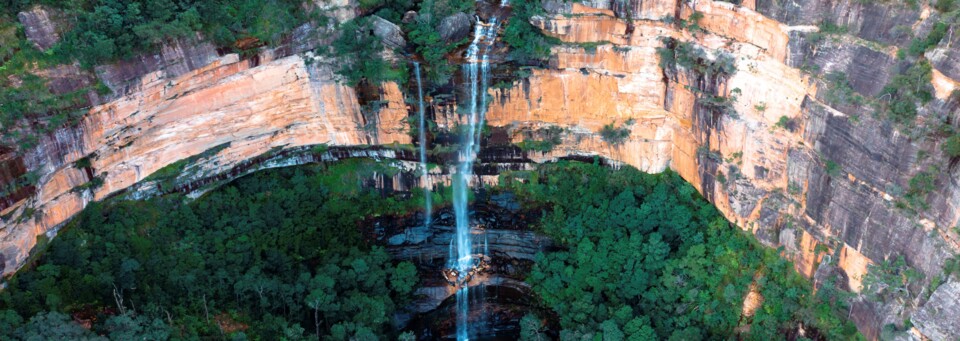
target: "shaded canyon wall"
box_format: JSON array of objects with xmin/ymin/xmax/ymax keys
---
[{"xmin": 2, "ymin": 0, "xmax": 960, "ymax": 338}]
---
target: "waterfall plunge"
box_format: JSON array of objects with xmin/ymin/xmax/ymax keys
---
[
  {"xmin": 413, "ymin": 62, "xmax": 432, "ymax": 227},
  {"xmin": 450, "ymin": 11, "xmax": 501, "ymax": 340}
]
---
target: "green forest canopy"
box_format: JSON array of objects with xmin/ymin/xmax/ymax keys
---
[
  {"xmin": 0, "ymin": 159, "xmax": 422, "ymax": 340},
  {"xmin": 499, "ymin": 162, "xmax": 862, "ymax": 340},
  {"xmin": 0, "ymin": 157, "xmax": 858, "ymax": 340}
]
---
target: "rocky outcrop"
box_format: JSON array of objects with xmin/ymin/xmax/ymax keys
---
[
  {"xmin": 0, "ymin": 53, "xmax": 410, "ymax": 278},
  {"xmin": 17, "ymin": 6, "xmax": 61, "ymax": 51},
  {"xmin": 439, "ymin": 12, "xmax": 472, "ymax": 42},
  {"xmin": 493, "ymin": 1, "xmax": 960, "ymax": 338},
  {"xmin": 912, "ymin": 282, "xmax": 960, "ymax": 340},
  {"xmin": 94, "ymin": 35, "xmax": 221, "ymax": 94},
  {"xmin": 2, "ymin": 0, "xmax": 960, "ymax": 339},
  {"xmin": 371, "ymin": 15, "xmax": 406, "ymax": 49}
]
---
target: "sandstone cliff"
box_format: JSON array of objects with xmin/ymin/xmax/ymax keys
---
[{"xmin": 2, "ymin": 0, "xmax": 959, "ymax": 338}]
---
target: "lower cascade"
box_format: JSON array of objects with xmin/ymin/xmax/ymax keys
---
[
  {"xmin": 4, "ymin": 0, "xmax": 954, "ymax": 339},
  {"xmin": 449, "ymin": 11, "xmax": 503, "ymax": 341}
]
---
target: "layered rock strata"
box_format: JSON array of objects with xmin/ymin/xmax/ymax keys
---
[{"xmin": 2, "ymin": 0, "xmax": 960, "ymax": 338}]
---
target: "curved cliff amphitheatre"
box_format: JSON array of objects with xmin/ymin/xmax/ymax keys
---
[{"xmin": 2, "ymin": 0, "xmax": 960, "ymax": 339}]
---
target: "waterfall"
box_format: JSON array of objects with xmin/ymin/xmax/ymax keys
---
[
  {"xmin": 413, "ymin": 62, "xmax": 432, "ymax": 227},
  {"xmin": 450, "ymin": 9, "xmax": 502, "ymax": 340}
]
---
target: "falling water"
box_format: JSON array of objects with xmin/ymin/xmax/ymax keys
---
[
  {"xmin": 450, "ymin": 9, "xmax": 502, "ymax": 340},
  {"xmin": 413, "ymin": 62, "xmax": 432, "ymax": 227}
]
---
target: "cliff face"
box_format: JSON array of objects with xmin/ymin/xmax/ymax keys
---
[{"xmin": 2, "ymin": 0, "xmax": 960, "ymax": 338}]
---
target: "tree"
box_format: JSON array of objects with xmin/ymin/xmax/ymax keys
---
[
  {"xmin": 15, "ymin": 312, "xmax": 104, "ymax": 340},
  {"xmin": 519, "ymin": 314, "xmax": 546, "ymax": 341}
]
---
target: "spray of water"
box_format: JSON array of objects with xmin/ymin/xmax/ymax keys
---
[
  {"xmin": 450, "ymin": 11, "xmax": 502, "ymax": 340},
  {"xmin": 413, "ymin": 62, "xmax": 432, "ymax": 227}
]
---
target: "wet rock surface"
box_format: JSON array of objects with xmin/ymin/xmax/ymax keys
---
[
  {"xmin": 367, "ymin": 192, "xmax": 552, "ymax": 339},
  {"xmin": 2, "ymin": 1, "xmax": 960, "ymax": 339}
]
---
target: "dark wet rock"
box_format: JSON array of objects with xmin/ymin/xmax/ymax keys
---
[
  {"xmin": 788, "ymin": 36, "xmax": 896, "ymax": 97},
  {"xmin": 541, "ymin": 0, "xmax": 574, "ymax": 14},
  {"xmin": 754, "ymin": 194, "xmax": 785, "ymax": 248},
  {"xmin": 489, "ymin": 193, "xmax": 521, "ymax": 212},
  {"xmin": 801, "ymin": 97, "xmax": 915, "ymax": 189},
  {"xmin": 727, "ymin": 179, "xmax": 766, "ymax": 218},
  {"xmin": 756, "ymin": 0, "xmax": 918, "ymax": 46},
  {"xmin": 40, "ymin": 64, "xmax": 98, "ymax": 96},
  {"xmin": 912, "ymin": 281, "xmax": 960, "ymax": 340},
  {"xmin": 371, "ymin": 15, "xmax": 406, "ymax": 49},
  {"xmin": 95, "ymin": 34, "xmax": 219, "ymax": 94},
  {"xmin": 438, "ymin": 12, "xmax": 472, "ymax": 43},
  {"xmin": 787, "ymin": 147, "xmax": 954, "ymax": 279},
  {"xmin": 17, "ymin": 6, "xmax": 61, "ymax": 51}
]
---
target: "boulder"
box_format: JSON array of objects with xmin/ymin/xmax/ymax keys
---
[
  {"xmin": 370, "ymin": 15, "xmax": 406, "ymax": 49},
  {"xmin": 438, "ymin": 12, "xmax": 472, "ymax": 43},
  {"xmin": 402, "ymin": 11, "xmax": 418, "ymax": 24},
  {"xmin": 312, "ymin": 0, "xmax": 359, "ymax": 24},
  {"xmin": 17, "ymin": 6, "xmax": 60, "ymax": 51}
]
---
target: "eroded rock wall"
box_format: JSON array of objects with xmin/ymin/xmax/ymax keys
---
[
  {"xmin": 0, "ymin": 52, "xmax": 410, "ymax": 278},
  {"xmin": 488, "ymin": 1, "xmax": 960, "ymax": 338},
  {"xmin": 2, "ymin": 0, "xmax": 960, "ymax": 338}
]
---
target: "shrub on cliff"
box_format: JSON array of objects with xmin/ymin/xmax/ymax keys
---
[
  {"xmin": 503, "ymin": 0, "xmax": 561, "ymax": 63},
  {"xmin": 880, "ymin": 60, "xmax": 933, "ymax": 124},
  {"xmin": 330, "ymin": 17, "xmax": 407, "ymax": 87},
  {"xmin": 599, "ymin": 122, "xmax": 631, "ymax": 145},
  {"xmin": 943, "ymin": 135, "xmax": 960, "ymax": 157},
  {"xmin": 405, "ymin": 0, "xmax": 475, "ymax": 84}
]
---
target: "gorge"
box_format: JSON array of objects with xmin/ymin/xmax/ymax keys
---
[{"xmin": 1, "ymin": 0, "xmax": 960, "ymax": 339}]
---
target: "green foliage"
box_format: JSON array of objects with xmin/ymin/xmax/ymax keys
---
[
  {"xmin": 682, "ymin": 11, "xmax": 706, "ymax": 33},
  {"xmin": 774, "ymin": 116, "xmax": 794, "ymax": 130},
  {"xmin": 657, "ymin": 39, "xmax": 737, "ymax": 81},
  {"xmin": 73, "ymin": 156, "xmax": 93, "ymax": 169},
  {"xmin": 700, "ymin": 93, "xmax": 739, "ymax": 119},
  {"xmin": 0, "ymin": 0, "xmax": 319, "ymax": 151},
  {"xmin": 901, "ymin": 166, "xmax": 938, "ymax": 211},
  {"xmin": 936, "ymin": 0, "xmax": 958, "ymax": 12},
  {"xmin": 503, "ymin": 0, "xmax": 562, "ymax": 63},
  {"xmin": 575, "ymin": 41, "xmax": 610, "ymax": 54},
  {"xmin": 45, "ymin": 0, "xmax": 317, "ymax": 67},
  {"xmin": 879, "ymin": 60, "xmax": 933, "ymax": 124},
  {"xmin": 862, "ymin": 256, "xmax": 924, "ymax": 303},
  {"xmin": 519, "ymin": 314, "xmax": 547, "ymax": 340},
  {"xmin": 599, "ymin": 121, "xmax": 631, "ymax": 145},
  {"xmin": 942, "ymin": 135, "xmax": 960, "ymax": 157},
  {"xmin": 0, "ymin": 159, "xmax": 419, "ymax": 339},
  {"xmin": 501, "ymin": 162, "xmax": 861, "ymax": 340},
  {"xmin": 754, "ymin": 102, "xmax": 767, "ymax": 112},
  {"xmin": 905, "ymin": 22, "xmax": 947, "ymax": 58},
  {"xmin": 518, "ymin": 126, "xmax": 564, "ymax": 152},
  {"xmin": 405, "ymin": 0, "xmax": 473, "ymax": 84},
  {"xmin": 824, "ymin": 159, "xmax": 842, "ymax": 177},
  {"xmin": 142, "ymin": 142, "xmax": 231, "ymax": 191},
  {"xmin": 822, "ymin": 72, "xmax": 867, "ymax": 107},
  {"xmin": 329, "ymin": 17, "xmax": 407, "ymax": 87}
]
